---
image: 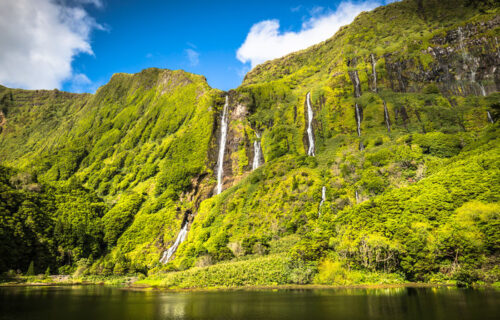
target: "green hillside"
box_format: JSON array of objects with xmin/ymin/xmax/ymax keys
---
[{"xmin": 1, "ymin": 0, "xmax": 499, "ymax": 287}]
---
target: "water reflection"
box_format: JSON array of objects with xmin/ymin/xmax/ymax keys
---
[{"xmin": 0, "ymin": 286, "xmax": 498, "ymax": 320}]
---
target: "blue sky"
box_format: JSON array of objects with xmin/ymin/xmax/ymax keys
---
[{"xmin": 0, "ymin": 0, "xmax": 397, "ymax": 92}]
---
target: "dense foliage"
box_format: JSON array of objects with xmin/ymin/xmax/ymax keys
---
[
  {"xmin": 0, "ymin": 166, "xmax": 105, "ymax": 274},
  {"xmin": 0, "ymin": 0, "xmax": 498, "ymax": 287}
]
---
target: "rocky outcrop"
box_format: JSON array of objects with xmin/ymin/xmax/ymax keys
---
[{"xmin": 383, "ymin": 17, "xmax": 500, "ymax": 96}]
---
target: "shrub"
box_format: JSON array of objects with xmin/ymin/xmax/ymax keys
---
[{"xmin": 315, "ymin": 260, "xmax": 347, "ymax": 284}]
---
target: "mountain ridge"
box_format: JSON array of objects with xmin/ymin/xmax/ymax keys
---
[{"xmin": 0, "ymin": 0, "xmax": 498, "ymax": 287}]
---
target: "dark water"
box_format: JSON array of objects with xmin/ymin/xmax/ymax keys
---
[{"xmin": 0, "ymin": 286, "xmax": 498, "ymax": 320}]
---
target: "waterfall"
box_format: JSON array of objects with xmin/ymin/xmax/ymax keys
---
[
  {"xmin": 349, "ymin": 70, "xmax": 363, "ymax": 150},
  {"xmin": 458, "ymin": 27, "xmax": 467, "ymax": 62},
  {"xmin": 160, "ymin": 96, "xmax": 229, "ymax": 264},
  {"xmin": 318, "ymin": 186, "xmax": 326, "ymax": 216},
  {"xmin": 252, "ymin": 132, "xmax": 262, "ymax": 170},
  {"xmin": 355, "ymin": 104, "xmax": 362, "ymax": 137},
  {"xmin": 216, "ymin": 96, "xmax": 229, "ymax": 195},
  {"xmin": 458, "ymin": 27, "xmax": 485, "ymax": 95},
  {"xmin": 458, "ymin": 27, "xmax": 473, "ymax": 92},
  {"xmin": 480, "ymin": 84, "xmax": 492, "ymax": 123},
  {"xmin": 352, "ymin": 71, "xmax": 362, "ymax": 98},
  {"xmin": 355, "ymin": 103, "xmax": 364, "ymax": 151},
  {"xmin": 487, "ymin": 111, "xmax": 494, "ymax": 124},
  {"xmin": 160, "ymin": 221, "xmax": 189, "ymax": 264},
  {"xmin": 479, "ymin": 84, "xmax": 487, "ymax": 97},
  {"xmin": 160, "ymin": 97, "xmax": 231, "ymax": 264},
  {"xmin": 383, "ymin": 101, "xmax": 391, "ymax": 133},
  {"xmin": 371, "ymin": 54, "xmax": 377, "ymax": 92},
  {"xmin": 355, "ymin": 190, "xmax": 360, "ymax": 204},
  {"xmin": 355, "ymin": 103, "xmax": 365, "ymax": 150},
  {"xmin": 306, "ymin": 92, "xmax": 315, "ymax": 156}
]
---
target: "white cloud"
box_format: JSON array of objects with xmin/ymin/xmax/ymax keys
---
[
  {"xmin": 0, "ymin": 0, "xmax": 102, "ymax": 90},
  {"xmin": 69, "ymin": 73, "xmax": 92, "ymax": 93},
  {"xmin": 237, "ymin": 1, "xmax": 397, "ymax": 68},
  {"xmin": 185, "ymin": 48, "xmax": 200, "ymax": 67},
  {"xmin": 74, "ymin": 0, "xmax": 103, "ymax": 8}
]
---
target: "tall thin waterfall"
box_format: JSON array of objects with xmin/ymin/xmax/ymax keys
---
[
  {"xmin": 161, "ymin": 96, "xmax": 230, "ymax": 264},
  {"xmin": 306, "ymin": 92, "xmax": 315, "ymax": 156},
  {"xmin": 252, "ymin": 132, "xmax": 262, "ymax": 170},
  {"xmin": 480, "ymin": 84, "xmax": 487, "ymax": 97},
  {"xmin": 349, "ymin": 70, "xmax": 364, "ymax": 150},
  {"xmin": 479, "ymin": 82, "xmax": 492, "ymax": 122},
  {"xmin": 355, "ymin": 104, "xmax": 362, "ymax": 137},
  {"xmin": 352, "ymin": 71, "xmax": 362, "ymax": 98},
  {"xmin": 458, "ymin": 27, "xmax": 467, "ymax": 62},
  {"xmin": 355, "ymin": 190, "xmax": 360, "ymax": 204},
  {"xmin": 383, "ymin": 101, "xmax": 391, "ymax": 133},
  {"xmin": 458, "ymin": 26, "xmax": 485, "ymax": 96},
  {"xmin": 216, "ymin": 96, "xmax": 230, "ymax": 195},
  {"xmin": 371, "ymin": 54, "xmax": 377, "ymax": 92},
  {"xmin": 355, "ymin": 104, "xmax": 364, "ymax": 151},
  {"xmin": 318, "ymin": 186, "xmax": 326, "ymax": 216},
  {"xmin": 160, "ymin": 221, "xmax": 189, "ymax": 264},
  {"xmin": 487, "ymin": 111, "xmax": 494, "ymax": 124}
]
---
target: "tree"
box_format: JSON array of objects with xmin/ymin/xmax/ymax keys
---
[
  {"xmin": 45, "ymin": 267, "xmax": 51, "ymax": 277},
  {"xmin": 26, "ymin": 261, "xmax": 35, "ymax": 276}
]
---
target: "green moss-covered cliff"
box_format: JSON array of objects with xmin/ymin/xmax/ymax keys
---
[{"xmin": 1, "ymin": 0, "xmax": 498, "ymax": 286}]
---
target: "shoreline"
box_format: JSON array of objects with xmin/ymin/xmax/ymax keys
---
[
  {"xmin": 0, "ymin": 280, "xmax": 459, "ymax": 291},
  {"xmin": 123, "ymin": 282, "xmax": 457, "ymax": 292}
]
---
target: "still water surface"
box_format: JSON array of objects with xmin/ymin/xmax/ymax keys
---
[{"xmin": 0, "ymin": 286, "xmax": 498, "ymax": 320}]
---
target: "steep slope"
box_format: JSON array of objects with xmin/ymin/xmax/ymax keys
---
[
  {"xmin": 0, "ymin": 68, "xmax": 224, "ymax": 273},
  {"xmin": 0, "ymin": 86, "xmax": 90, "ymax": 163},
  {"xmin": 0, "ymin": 0, "xmax": 498, "ymax": 285},
  {"xmin": 168, "ymin": 0, "xmax": 500, "ymax": 283}
]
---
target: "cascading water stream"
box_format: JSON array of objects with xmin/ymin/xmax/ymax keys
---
[
  {"xmin": 252, "ymin": 132, "xmax": 262, "ymax": 170},
  {"xmin": 216, "ymin": 96, "xmax": 230, "ymax": 195},
  {"xmin": 306, "ymin": 92, "xmax": 315, "ymax": 156},
  {"xmin": 371, "ymin": 54, "xmax": 377, "ymax": 92},
  {"xmin": 480, "ymin": 85, "xmax": 493, "ymax": 122},
  {"xmin": 487, "ymin": 111, "xmax": 494, "ymax": 124},
  {"xmin": 352, "ymin": 71, "xmax": 361, "ymax": 98},
  {"xmin": 458, "ymin": 27, "xmax": 467, "ymax": 62},
  {"xmin": 160, "ymin": 96, "xmax": 230, "ymax": 264},
  {"xmin": 349, "ymin": 70, "xmax": 364, "ymax": 150},
  {"xmin": 476, "ymin": 74, "xmax": 492, "ymax": 123},
  {"xmin": 318, "ymin": 186, "xmax": 326, "ymax": 216},
  {"xmin": 355, "ymin": 104, "xmax": 362, "ymax": 137},
  {"xmin": 458, "ymin": 27, "xmax": 485, "ymax": 96},
  {"xmin": 160, "ymin": 220, "xmax": 189, "ymax": 264},
  {"xmin": 480, "ymin": 84, "xmax": 487, "ymax": 97},
  {"xmin": 383, "ymin": 101, "xmax": 391, "ymax": 133},
  {"xmin": 355, "ymin": 104, "xmax": 364, "ymax": 150}
]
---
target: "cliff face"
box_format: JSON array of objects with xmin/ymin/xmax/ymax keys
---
[
  {"xmin": 384, "ymin": 16, "xmax": 500, "ymax": 95},
  {"xmin": 0, "ymin": 0, "xmax": 498, "ymax": 283},
  {"xmin": 170, "ymin": 0, "xmax": 500, "ymax": 278},
  {"xmin": 0, "ymin": 68, "xmax": 223, "ymax": 270}
]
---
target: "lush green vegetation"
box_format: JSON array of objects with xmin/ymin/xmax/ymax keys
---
[
  {"xmin": 0, "ymin": 69, "xmax": 222, "ymax": 275},
  {"xmin": 0, "ymin": 0, "xmax": 498, "ymax": 288},
  {"xmin": 0, "ymin": 166, "xmax": 106, "ymax": 274}
]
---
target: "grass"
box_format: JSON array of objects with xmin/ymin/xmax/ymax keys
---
[{"xmin": 138, "ymin": 254, "xmax": 290, "ymax": 289}]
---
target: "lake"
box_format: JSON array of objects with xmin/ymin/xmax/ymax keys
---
[{"xmin": 0, "ymin": 286, "xmax": 498, "ymax": 319}]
